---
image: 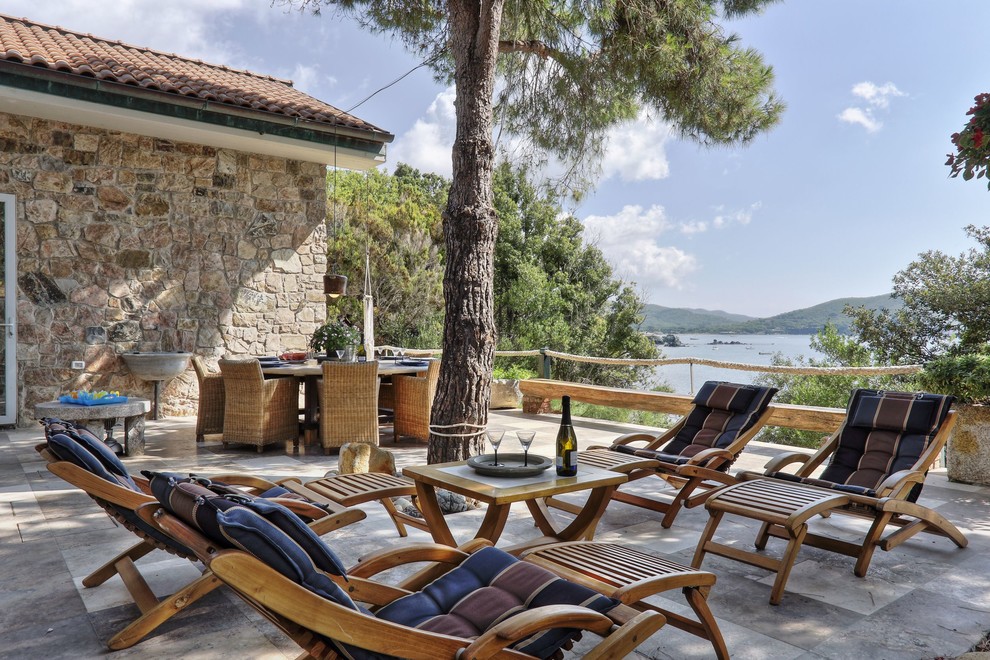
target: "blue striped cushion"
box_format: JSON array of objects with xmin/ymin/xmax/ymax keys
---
[
  {"xmin": 821, "ymin": 390, "xmax": 954, "ymax": 499},
  {"xmin": 215, "ymin": 500, "xmax": 356, "ymax": 610},
  {"xmin": 44, "ymin": 419, "xmax": 137, "ymax": 490},
  {"xmin": 375, "ymin": 546, "xmax": 619, "ymax": 659},
  {"xmin": 613, "ymin": 382, "xmax": 777, "ymax": 465}
]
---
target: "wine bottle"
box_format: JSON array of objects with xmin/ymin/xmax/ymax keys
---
[{"xmin": 555, "ymin": 395, "xmax": 578, "ymax": 476}]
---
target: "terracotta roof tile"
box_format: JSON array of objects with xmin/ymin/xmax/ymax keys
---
[{"xmin": 0, "ymin": 13, "xmax": 387, "ymax": 135}]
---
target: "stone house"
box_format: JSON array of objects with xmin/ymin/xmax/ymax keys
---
[{"xmin": 0, "ymin": 14, "xmax": 393, "ymax": 426}]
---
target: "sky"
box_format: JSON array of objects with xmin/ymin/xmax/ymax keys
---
[{"xmin": 5, "ymin": 1, "xmax": 989, "ymax": 317}]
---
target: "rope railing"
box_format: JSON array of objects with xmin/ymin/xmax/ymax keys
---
[
  {"xmin": 541, "ymin": 350, "xmax": 922, "ymax": 376},
  {"xmin": 376, "ymin": 345, "xmax": 921, "ymax": 379}
]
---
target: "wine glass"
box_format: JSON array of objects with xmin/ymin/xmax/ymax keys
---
[
  {"xmin": 334, "ymin": 349, "xmax": 345, "ymax": 360},
  {"xmin": 516, "ymin": 431, "xmax": 536, "ymax": 466},
  {"xmin": 486, "ymin": 428, "xmax": 505, "ymax": 466}
]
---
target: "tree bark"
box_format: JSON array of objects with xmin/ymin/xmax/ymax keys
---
[{"xmin": 427, "ymin": 0, "xmax": 505, "ymax": 464}]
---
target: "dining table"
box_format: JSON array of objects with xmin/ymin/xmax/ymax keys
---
[{"xmin": 261, "ymin": 358, "xmax": 429, "ymax": 448}]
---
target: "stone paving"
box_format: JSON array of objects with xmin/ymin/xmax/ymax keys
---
[{"xmin": 3, "ymin": 409, "xmax": 989, "ymax": 659}]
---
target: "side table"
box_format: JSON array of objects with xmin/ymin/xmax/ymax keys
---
[{"xmin": 35, "ymin": 397, "xmax": 152, "ymax": 456}]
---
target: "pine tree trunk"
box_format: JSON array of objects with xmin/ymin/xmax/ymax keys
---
[{"xmin": 427, "ymin": 0, "xmax": 504, "ymax": 464}]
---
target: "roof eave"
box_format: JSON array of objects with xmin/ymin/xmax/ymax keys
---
[{"xmin": 0, "ymin": 62, "xmax": 394, "ymax": 169}]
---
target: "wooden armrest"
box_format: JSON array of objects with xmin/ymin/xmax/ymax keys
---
[
  {"xmin": 676, "ymin": 464, "xmax": 737, "ymax": 488},
  {"xmin": 204, "ymin": 474, "xmax": 281, "ymax": 492},
  {"xmin": 610, "ymin": 432, "xmax": 660, "ymax": 447},
  {"xmin": 349, "ymin": 543, "xmax": 472, "ymax": 579},
  {"xmin": 462, "ymin": 605, "xmax": 614, "ymax": 659},
  {"xmin": 684, "ymin": 447, "xmax": 732, "ymax": 466},
  {"xmin": 763, "ymin": 451, "xmax": 811, "ymax": 474},
  {"xmin": 874, "ymin": 469, "xmax": 924, "ymax": 497}
]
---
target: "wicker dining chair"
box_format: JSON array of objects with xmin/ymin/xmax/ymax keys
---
[
  {"xmin": 393, "ymin": 360, "xmax": 440, "ymax": 441},
  {"xmin": 317, "ymin": 360, "xmax": 379, "ymax": 453},
  {"xmin": 192, "ymin": 356, "xmax": 224, "ymax": 442},
  {"xmin": 219, "ymin": 359, "xmax": 300, "ymax": 453}
]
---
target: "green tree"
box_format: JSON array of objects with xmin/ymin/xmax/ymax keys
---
[
  {"xmin": 755, "ymin": 324, "xmax": 907, "ymax": 447},
  {"xmin": 327, "ymin": 165, "xmax": 446, "ymax": 348},
  {"xmin": 491, "ymin": 163, "xmax": 658, "ymax": 387},
  {"xmin": 291, "ymin": 0, "xmax": 784, "ymax": 462},
  {"xmin": 846, "ymin": 225, "xmax": 990, "ymax": 364}
]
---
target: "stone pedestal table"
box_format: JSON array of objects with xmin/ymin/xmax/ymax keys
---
[{"xmin": 35, "ymin": 397, "xmax": 152, "ymax": 456}]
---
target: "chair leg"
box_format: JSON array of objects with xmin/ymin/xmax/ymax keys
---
[
  {"xmin": 83, "ymin": 539, "xmax": 156, "ymax": 587},
  {"xmin": 770, "ymin": 526, "xmax": 808, "ymax": 606},
  {"xmin": 379, "ymin": 497, "xmax": 409, "ymax": 537},
  {"xmin": 854, "ymin": 512, "xmax": 892, "ymax": 577},
  {"xmin": 108, "ymin": 569, "xmax": 223, "ymax": 650},
  {"xmin": 683, "ymin": 585, "xmax": 730, "ymax": 660},
  {"xmin": 195, "ymin": 433, "xmax": 205, "ymax": 443},
  {"xmin": 692, "ymin": 510, "xmax": 723, "ymax": 569}
]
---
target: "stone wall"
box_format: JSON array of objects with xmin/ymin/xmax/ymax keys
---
[{"xmin": 1, "ymin": 112, "xmax": 328, "ymax": 425}]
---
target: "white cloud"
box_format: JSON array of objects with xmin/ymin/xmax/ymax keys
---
[
  {"xmin": 838, "ymin": 81, "xmax": 905, "ymax": 133},
  {"xmin": 601, "ymin": 113, "xmax": 674, "ymax": 182},
  {"xmin": 678, "ymin": 202, "xmax": 761, "ymax": 234},
  {"xmin": 4, "ymin": 1, "xmax": 249, "ymax": 67},
  {"xmin": 582, "ymin": 205, "xmax": 696, "ymax": 289},
  {"xmin": 838, "ymin": 107, "xmax": 883, "ymax": 132},
  {"xmin": 389, "ymin": 87, "xmax": 456, "ymax": 176},
  {"xmin": 851, "ymin": 81, "xmax": 905, "ymax": 109}
]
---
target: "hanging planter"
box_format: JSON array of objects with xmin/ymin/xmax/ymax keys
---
[{"xmin": 324, "ymin": 273, "xmax": 348, "ymax": 297}]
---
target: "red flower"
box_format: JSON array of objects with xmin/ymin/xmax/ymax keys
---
[{"xmin": 975, "ymin": 128, "xmax": 984, "ymax": 149}]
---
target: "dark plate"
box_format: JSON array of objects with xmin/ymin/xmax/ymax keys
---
[
  {"xmin": 466, "ymin": 453, "xmax": 552, "ymax": 478},
  {"xmin": 398, "ymin": 359, "xmax": 429, "ymax": 367}
]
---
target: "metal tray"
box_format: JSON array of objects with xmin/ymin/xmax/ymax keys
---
[{"xmin": 466, "ymin": 453, "xmax": 552, "ymax": 477}]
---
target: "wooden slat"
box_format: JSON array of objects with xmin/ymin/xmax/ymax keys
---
[{"xmin": 519, "ymin": 378, "xmax": 846, "ymax": 432}]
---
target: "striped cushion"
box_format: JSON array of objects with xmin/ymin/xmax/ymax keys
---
[
  {"xmin": 375, "ymin": 546, "xmax": 619, "ymax": 659},
  {"xmin": 215, "ymin": 500, "xmax": 355, "ymax": 609},
  {"xmin": 816, "ymin": 390, "xmax": 954, "ymax": 499},
  {"xmin": 44, "ymin": 418, "xmax": 137, "ymax": 490},
  {"xmin": 42, "ymin": 419, "xmax": 190, "ymax": 554},
  {"xmin": 144, "ymin": 472, "xmax": 251, "ymax": 544},
  {"xmin": 613, "ymin": 382, "xmax": 777, "ymax": 465}
]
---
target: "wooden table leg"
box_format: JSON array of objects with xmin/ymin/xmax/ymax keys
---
[
  {"xmin": 414, "ymin": 482, "xmax": 457, "ymax": 546},
  {"xmin": 527, "ymin": 485, "xmax": 617, "ymax": 542},
  {"xmin": 475, "ymin": 502, "xmax": 512, "ymax": 543}
]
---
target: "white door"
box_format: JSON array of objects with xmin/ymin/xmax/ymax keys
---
[{"xmin": 0, "ymin": 195, "xmax": 16, "ymax": 425}]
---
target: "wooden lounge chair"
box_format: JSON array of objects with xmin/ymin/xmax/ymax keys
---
[
  {"xmin": 317, "ymin": 360, "xmax": 380, "ymax": 452},
  {"xmin": 36, "ymin": 418, "xmax": 363, "ymax": 650},
  {"xmin": 140, "ymin": 485, "xmax": 666, "ymax": 660},
  {"xmin": 192, "ymin": 355, "xmax": 224, "ymax": 442},
  {"xmin": 560, "ymin": 381, "xmax": 777, "ymax": 528},
  {"xmin": 692, "ymin": 389, "xmax": 968, "ymax": 605},
  {"xmin": 219, "ymin": 358, "xmax": 300, "ymax": 452},
  {"xmin": 393, "ymin": 359, "xmax": 440, "ymax": 441}
]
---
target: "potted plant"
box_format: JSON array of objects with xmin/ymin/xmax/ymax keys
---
[
  {"xmin": 311, "ymin": 320, "xmax": 361, "ymax": 361},
  {"xmin": 916, "ymin": 353, "xmax": 990, "ymax": 485}
]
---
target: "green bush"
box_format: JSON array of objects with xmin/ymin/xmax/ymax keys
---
[
  {"xmin": 917, "ymin": 353, "xmax": 990, "ymax": 403},
  {"xmin": 493, "ymin": 363, "xmax": 538, "ymax": 380}
]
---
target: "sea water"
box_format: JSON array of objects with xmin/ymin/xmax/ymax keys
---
[{"xmin": 654, "ymin": 334, "xmax": 824, "ymax": 395}]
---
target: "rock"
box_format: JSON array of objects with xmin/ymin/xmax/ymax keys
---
[
  {"xmin": 490, "ymin": 378, "xmax": 522, "ymax": 409},
  {"xmin": 338, "ymin": 442, "xmax": 396, "ymax": 475},
  {"xmin": 436, "ymin": 489, "xmax": 469, "ymax": 513}
]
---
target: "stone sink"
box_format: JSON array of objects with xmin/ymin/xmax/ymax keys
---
[
  {"xmin": 121, "ymin": 352, "xmax": 193, "ymax": 419},
  {"xmin": 121, "ymin": 352, "xmax": 193, "ymax": 381}
]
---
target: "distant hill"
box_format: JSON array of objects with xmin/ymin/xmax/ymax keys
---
[
  {"xmin": 641, "ymin": 294, "xmax": 902, "ymax": 335},
  {"xmin": 641, "ymin": 306, "xmax": 755, "ymax": 333}
]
